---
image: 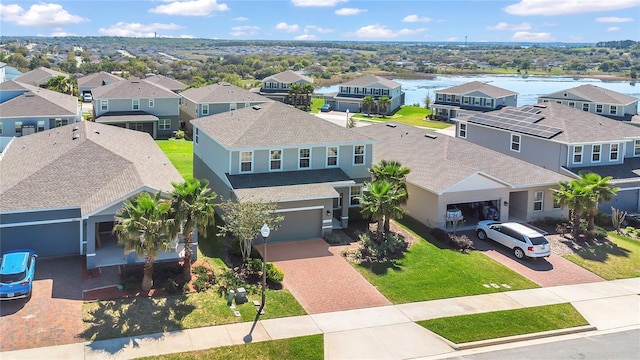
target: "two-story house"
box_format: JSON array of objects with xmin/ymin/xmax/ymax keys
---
[
  {"xmin": 432, "ymin": 81, "xmax": 518, "ymax": 120},
  {"xmin": 326, "ymin": 75, "xmax": 404, "ymax": 115},
  {"xmin": 258, "ymin": 70, "xmax": 313, "ymax": 104},
  {"xmin": 454, "ymin": 102, "xmax": 640, "ymax": 212},
  {"xmin": 538, "ymin": 84, "xmax": 639, "ymax": 121},
  {"xmin": 192, "ymin": 101, "xmax": 375, "ymax": 242},
  {"xmin": 143, "ymin": 74, "xmax": 186, "ymax": 93},
  {"xmin": 180, "ymin": 83, "xmax": 272, "ymax": 132},
  {"xmin": 91, "ymin": 77, "xmax": 181, "ymax": 139},
  {"xmin": 0, "ymin": 80, "xmax": 81, "ymax": 152},
  {"xmin": 11, "ymin": 67, "xmax": 69, "ymax": 87},
  {"xmin": 77, "ymin": 71, "xmax": 124, "ymax": 98}
]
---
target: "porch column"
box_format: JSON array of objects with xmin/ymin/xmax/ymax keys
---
[
  {"xmin": 152, "ymin": 121, "xmax": 157, "ymax": 139},
  {"xmin": 86, "ymin": 218, "xmax": 97, "ymax": 269},
  {"xmin": 340, "ymin": 188, "xmax": 349, "ymax": 228}
]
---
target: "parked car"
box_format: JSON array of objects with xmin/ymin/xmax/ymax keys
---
[
  {"xmin": 0, "ymin": 250, "xmax": 38, "ymax": 300},
  {"xmin": 476, "ymin": 221, "xmax": 550, "ymax": 259},
  {"xmin": 320, "ymin": 103, "xmax": 332, "ymax": 112},
  {"xmin": 82, "ymin": 93, "xmax": 93, "ymax": 102}
]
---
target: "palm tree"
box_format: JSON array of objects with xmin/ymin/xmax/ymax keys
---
[
  {"xmin": 169, "ymin": 179, "xmax": 218, "ymax": 281},
  {"xmin": 301, "ymin": 83, "xmax": 315, "ymax": 109},
  {"xmin": 362, "ymin": 95, "xmax": 375, "ymax": 116},
  {"xmin": 113, "ymin": 191, "xmax": 174, "ymax": 291},
  {"xmin": 378, "ymin": 96, "xmax": 390, "ymax": 116},
  {"xmin": 288, "ymin": 83, "xmax": 302, "ymax": 106},
  {"xmin": 46, "ymin": 75, "xmax": 74, "ymax": 95},
  {"xmin": 577, "ymin": 172, "xmax": 619, "ymax": 233},
  {"xmin": 552, "ymin": 181, "xmax": 588, "ymax": 238},
  {"xmin": 359, "ymin": 180, "xmax": 407, "ymax": 242}
]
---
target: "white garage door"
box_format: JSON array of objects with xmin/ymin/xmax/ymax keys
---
[{"xmin": 270, "ymin": 209, "xmax": 322, "ymax": 243}]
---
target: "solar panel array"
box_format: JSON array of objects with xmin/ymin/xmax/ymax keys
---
[{"xmin": 467, "ymin": 107, "xmax": 563, "ymax": 139}]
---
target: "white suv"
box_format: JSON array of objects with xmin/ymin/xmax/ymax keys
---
[{"xmin": 476, "ymin": 221, "xmax": 551, "ymax": 259}]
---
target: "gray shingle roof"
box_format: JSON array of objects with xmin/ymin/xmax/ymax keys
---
[
  {"xmin": 181, "ymin": 83, "xmax": 272, "ymax": 103},
  {"xmin": 143, "ymin": 75, "xmax": 186, "ymax": 92},
  {"xmin": 437, "ymin": 81, "xmax": 518, "ymax": 98},
  {"xmin": 91, "ymin": 77, "xmax": 180, "ymax": 99},
  {"xmin": 354, "ymin": 123, "xmax": 570, "ymax": 194},
  {"xmin": 0, "ymin": 80, "xmax": 29, "ymax": 92},
  {"xmin": 339, "ymin": 74, "xmax": 401, "ymax": 89},
  {"xmin": 541, "ymin": 84, "xmax": 637, "ymax": 105},
  {"xmin": 0, "ymin": 82, "xmax": 78, "ymax": 117},
  {"xmin": 0, "ymin": 121, "xmax": 183, "ymax": 215},
  {"xmin": 192, "ymin": 101, "xmax": 374, "ymax": 148},
  {"xmin": 77, "ymin": 71, "xmax": 125, "ymax": 87},
  {"xmin": 12, "ymin": 67, "xmax": 69, "ymax": 86},
  {"xmin": 263, "ymin": 70, "xmax": 313, "ymax": 84}
]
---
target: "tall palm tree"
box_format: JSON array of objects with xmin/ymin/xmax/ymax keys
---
[
  {"xmin": 552, "ymin": 181, "xmax": 588, "ymax": 238},
  {"xmin": 368, "ymin": 160, "xmax": 411, "ymax": 233},
  {"xmin": 288, "ymin": 83, "xmax": 302, "ymax": 106},
  {"xmin": 46, "ymin": 75, "xmax": 74, "ymax": 95},
  {"xmin": 169, "ymin": 179, "xmax": 218, "ymax": 281},
  {"xmin": 362, "ymin": 95, "xmax": 375, "ymax": 116},
  {"xmin": 377, "ymin": 96, "xmax": 390, "ymax": 116},
  {"xmin": 359, "ymin": 180, "xmax": 407, "ymax": 242},
  {"xmin": 577, "ymin": 172, "xmax": 619, "ymax": 233},
  {"xmin": 113, "ymin": 192, "xmax": 174, "ymax": 291},
  {"xmin": 301, "ymin": 83, "xmax": 315, "ymax": 109}
]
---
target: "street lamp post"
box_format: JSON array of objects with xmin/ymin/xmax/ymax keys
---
[{"xmin": 258, "ymin": 223, "xmax": 270, "ymax": 315}]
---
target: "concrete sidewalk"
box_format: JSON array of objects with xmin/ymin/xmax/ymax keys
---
[{"xmin": 3, "ymin": 278, "xmax": 639, "ymax": 360}]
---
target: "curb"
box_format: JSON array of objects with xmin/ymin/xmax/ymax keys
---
[{"xmin": 439, "ymin": 325, "xmax": 597, "ymax": 350}]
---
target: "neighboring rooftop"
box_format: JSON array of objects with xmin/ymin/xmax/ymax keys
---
[
  {"xmin": 181, "ymin": 83, "xmax": 272, "ymax": 103},
  {"xmin": 12, "ymin": 67, "xmax": 69, "ymax": 86},
  {"xmin": 91, "ymin": 77, "xmax": 180, "ymax": 99},
  {"xmin": 0, "ymin": 82, "xmax": 78, "ymax": 117},
  {"xmin": 437, "ymin": 81, "xmax": 518, "ymax": 98},
  {"xmin": 143, "ymin": 74, "xmax": 186, "ymax": 92},
  {"xmin": 263, "ymin": 70, "xmax": 313, "ymax": 84},
  {"xmin": 77, "ymin": 71, "xmax": 124, "ymax": 88},
  {"xmin": 339, "ymin": 74, "xmax": 401, "ymax": 89},
  {"xmin": 541, "ymin": 84, "xmax": 638, "ymax": 106}
]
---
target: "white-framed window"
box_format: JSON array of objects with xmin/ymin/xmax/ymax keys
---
[
  {"xmin": 229, "ymin": 103, "xmax": 237, "ymax": 111},
  {"xmin": 474, "ymin": 97, "xmax": 481, "ymax": 105},
  {"xmin": 132, "ymin": 99, "xmax": 140, "ymax": 110},
  {"xmin": 458, "ymin": 123, "xmax": 467, "ymax": 138},
  {"xmin": 100, "ymin": 100, "xmax": 108, "ymax": 111},
  {"xmin": 195, "ymin": 128, "xmax": 199, "ymax": 144},
  {"xmin": 592, "ymin": 144, "xmax": 601, "ymax": 163},
  {"xmin": 595, "ymin": 104, "xmax": 603, "ymax": 113},
  {"xmin": 610, "ymin": 105, "xmax": 617, "ymax": 115},
  {"xmin": 202, "ymin": 104, "xmax": 209, "ymax": 116},
  {"xmin": 15, "ymin": 121, "xmax": 22, "ymax": 135},
  {"xmin": 350, "ymin": 186, "xmax": 362, "ymax": 206},
  {"xmin": 462, "ymin": 96, "xmax": 470, "ymax": 104},
  {"xmin": 158, "ymin": 119, "xmax": 171, "ymax": 130},
  {"xmin": 437, "ymin": 93, "xmax": 444, "ymax": 101},
  {"xmin": 0, "ymin": 123, "xmax": 3, "ymax": 135},
  {"xmin": 55, "ymin": 118, "xmax": 68, "ymax": 127},
  {"xmin": 635, "ymin": 139, "xmax": 640, "ymax": 156},
  {"xmin": 610, "ymin": 143, "xmax": 619, "ymax": 161},
  {"xmin": 553, "ymin": 198, "xmax": 562, "ymax": 209},
  {"xmin": 240, "ymin": 151, "xmax": 253, "ymax": 173},
  {"xmin": 353, "ymin": 145, "xmax": 365, "ymax": 165},
  {"xmin": 510, "ymin": 134, "xmax": 521, "ymax": 152},
  {"xmin": 149, "ymin": 98, "xmax": 155, "ymax": 108},
  {"xmin": 37, "ymin": 120, "xmax": 45, "ymax": 132},
  {"xmin": 485, "ymin": 98, "xmax": 493, "ymax": 107},
  {"xmin": 130, "ymin": 122, "xmax": 144, "ymax": 131},
  {"xmin": 582, "ymin": 103, "xmax": 589, "ymax": 112},
  {"xmin": 573, "ymin": 145, "xmax": 583, "ymax": 164},
  {"xmin": 568, "ymin": 101, "xmax": 575, "ymax": 108},
  {"xmin": 327, "ymin": 146, "xmax": 338, "ymax": 167},
  {"xmin": 533, "ymin": 191, "xmax": 543, "ymax": 212},
  {"xmin": 556, "ymin": 100, "xmax": 562, "ymax": 104},
  {"xmin": 299, "ymin": 148, "xmax": 310, "ymax": 169},
  {"xmin": 270, "ymin": 149, "xmax": 282, "ymax": 171},
  {"xmin": 446, "ymin": 95, "xmax": 452, "ymax": 102},
  {"xmin": 542, "ymin": 99, "xmax": 549, "ymax": 103}
]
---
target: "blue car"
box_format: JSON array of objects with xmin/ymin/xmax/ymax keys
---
[
  {"xmin": 320, "ymin": 104, "xmax": 332, "ymax": 112},
  {"xmin": 0, "ymin": 250, "xmax": 37, "ymax": 300}
]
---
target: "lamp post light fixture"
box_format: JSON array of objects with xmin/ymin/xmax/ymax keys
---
[{"xmin": 258, "ymin": 223, "xmax": 270, "ymax": 315}]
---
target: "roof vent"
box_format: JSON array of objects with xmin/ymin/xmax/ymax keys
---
[
  {"xmin": 24, "ymin": 92, "xmax": 35, "ymax": 97},
  {"xmin": 94, "ymin": 131, "xmax": 100, "ymax": 134},
  {"xmin": 72, "ymin": 134, "xmax": 80, "ymax": 140},
  {"xmin": 386, "ymin": 123, "xmax": 397, "ymax": 128},
  {"xmin": 252, "ymin": 105, "xmax": 261, "ymax": 110},
  {"xmin": 533, "ymin": 104, "xmax": 547, "ymax": 108},
  {"xmin": 424, "ymin": 133, "xmax": 438, "ymax": 139},
  {"xmin": 73, "ymin": 126, "xmax": 79, "ymax": 131}
]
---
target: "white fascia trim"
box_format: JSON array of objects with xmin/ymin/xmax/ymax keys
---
[
  {"xmin": 437, "ymin": 171, "xmax": 512, "ymax": 196},
  {"xmin": 0, "ymin": 217, "xmax": 81, "ymax": 228},
  {"xmin": 322, "ymin": 219, "xmax": 333, "ymax": 224},
  {"xmin": 322, "ymin": 225, "xmax": 333, "ymax": 229},
  {"xmin": 0, "ymin": 206, "xmax": 80, "ymax": 215},
  {"xmin": 274, "ymin": 205, "xmax": 324, "ymax": 213}
]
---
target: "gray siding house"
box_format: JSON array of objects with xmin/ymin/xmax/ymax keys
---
[
  {"xmin": 258, "ymin": 70, "xmax": 313, "ymax": 104},
  {"xmin": 432, "ymin": 81, "xmax": 518, "ymax": 120},
  {"xmin": 0, "ymin": 122, "xmax": 184, "ymax": 269},
  {"xmin": 326, "ymin": 75, "xmax": 404, "ymax": 114},
  {"xmin": 192, "ymin": 101, "xmax": 375, "ymax": 242},
  {"xmin": 538, "ymin": 84, "xmax": 638, "ymax": 121}
]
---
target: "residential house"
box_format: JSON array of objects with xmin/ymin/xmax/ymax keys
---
[
  {"xmin": 354, "ymin": 122, "xmax": 570, "ymax": 229},
  {"xmin": 0, "ymin": 80, "xmax": 81, "ymax": 151},
  {"xmin": 537, "ymin": 84, "xmax": 638, "ymax": 121},
  {"xmin": 143, "ymin": 74, "xmax": 187, "ymax": 93},
  {"xmin": 91, "ymin": 77, "xmax": 181, "ymax": 139},
  {"xmin": 11, "ymin": 67, "xmax": 69, "ymax": 87},
  {"xmin": 258, "ymin": 70, "xmax": 313, "ymax": 104},
  {"xmin": 432, "ymin": 81, "xmax": 518, "ymax": 120},
  {"xmin": 77, "ymin": 71, "xmax": 124, "ymax": 97},
  {"xmin": 192, "ymin": 101, "xmax": 375, "ymax": 242},
  {"xmin": 325, "ymin": 75, "xmax": 404, "ymax": 115},
  {"xmin": 454, "ymin": 103, "xmax": 640, "ymax": 212},
  {"xmin": 0, "ymin": 121, "xmax": 184, "ymax": 269},
  {"xmin": 180, "ymin": 83, "xmax": 272, "ymax": 132}
]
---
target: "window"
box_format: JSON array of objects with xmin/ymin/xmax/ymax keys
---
[
  {"xmin": 610, "ymin": 143, "xmax": 619, "ymax": 161},
  {"xmin": 446, "ymin": 95, "xmax": 452, "ymax": 102},
  {"xmin": 195, "ymin": 128, "xmax": 199, "ymax": 144},
  {"xmin": 100, "ymin": 100, "xmax": 108, "ymax": 111},
  {"xmin": 533, "ymin": 191, "xmax": 543, "ymax": 212},
  {"xmin": 132, "ymin": 99, "xmax": 140, "ymax": 110},
  {"xmin": 240, "ymin": 151, "xmax": 252, "ymax": 172},
  {"xmin": 149, "ymin": 99, "xmax": 154, "ymax": 108},
  {"xmin": 573, "ymin": 145, "xmax": 583, "ymax": 164},
  {"xmin": 568, "ymin": 101, "xmax": 575, "ymax": 108},
  {"xmin": 230, "ymin": 103, "xmax": 237, "ymax": 111},
  {"xmin": 202, "ymin": 104, "xmax": 209, "ymax": 116},
  {"xmin": 456, "ymin": 122, "xmax": 468, "ymax": 138},
  {"xmin": 635, "ymin": 140, "xmax": 640, "ymax": 156},
  {"xmin": 437, "ymin": 94, "xmax": 444, "ymax": 101},
  {"xmin": 37, "ymin": 120, "xmax": 45, "ymax": 132},
  {"xmin": 0, "ymin": 123, "xmax": 2, "ymax": 135},
  {"xmin": 596, "ymin": 104, "xmax": 603, "ymax": 113},
  {"xmin": 592, "ymin": 144, "xmax": 601, "ymax": 162},
  {"xmin": 510, "ymin": 134, "xmax": 521, "ymax": 152},
  {"xmin": 485, "ymin": 98, "xmax": 493, "ymax": 107},
  {"xmin": 15, "ymin": 121, "xmax": 22, "ymax": 135},
  {"xmin": 130, "ymin": 122, "xmax": 144, "ymax": 131},
  {"xmin": 582, "ymin": 103, "xmax": 589, "ymax": 112},
  {"xmin": 158, "ymin": 119, "xmax": 171, "ymax": 130},
  {"xmin": 462, "ymin": 96, "xmax": 470, "ymax": 104},
  {"xmin": 327, "ymin": 146, "xmax": 338, "ymax": 167},
  {"xmin": 556, "ymin": 100, "xmax": 562, "ymax": 104},
  {"xmin": 610, "ymin": 105, "xmax": 617, "ymax": 115},
  {"xmin": 474, "ymin": 97, "xmax": 481, "ymax": 105},
  {"xmin": 350, "ymin": 186, "xmax": 362, "ymax": 206},
  {"xmin": 55, "ymin": 118, "xmax": 68, "ymax": 127},
  {"xmin": 299, "ymin": 148, "xmax": 310, "ymax": 168},
  {"xmin": 553, "ymin": 198, "xmax": 562, "ymax": 209},
  {"xmin": 270, "ymin": 150, "xmax": 282, "ymax": 171},
  {"xmin": 353, "ymin": 145, "xmax": 365, "ymax": 165}
]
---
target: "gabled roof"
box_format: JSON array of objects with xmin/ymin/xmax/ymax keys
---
[
  {"xmin": 12, "ymin": 67, "xmax": 68, "ymax": 86},
  {"xmin": 181, "ymin": 83, "xmax": 272, "ymax": 104},
  {"xmin": 0, "ymin": 82, "xmax": 78, "ymax": 117},
  {"xmin": 0, "ymin": 79, "xmax": 30, "ymax": 92},
  {"xmin": 77, "ymin": 71, "xmax": 124, "ymax": 87},
  {"xmin": 263, "ymin": 70, "xmax": 313, "ymax": 84},
  {"xmin": 540, "ymin": 84, "xmax": 637, "ymax": 106},
  {"xmin": 143, "ymin": 74, "xmax": 186, "ymax": 92},
  {"xmin": 91, "ymin": 77, "xmax": 180, "ymax": 99},
  {"xmin": 354, "ymin": 123, "xmax": 569, "ymax": 194},
  {"xmin": 192, "ymin": 101, "xmax": 373, "ymax": 149},
  {"xmin": 339, "ymin": 74, "xmax": 401, "ymax": 89},
  {"xmin": 0, "ymin": 121, "xmax": 182, "ymax": 215},
  {"xmin": 437, "ymin": 81, "xmax": 518, "ymax": 98}
]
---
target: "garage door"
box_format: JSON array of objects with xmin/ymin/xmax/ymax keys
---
[
  {"xmin": 270, "ymin": 209, "xmax": 322, "ymax": 243},
  {"xmin": 1, "ymin": 221, "xmax": 80, "ymax": 257},
  {"xmin": 338, "ymin": 101, "xmax": 361, "ymax": 113}
]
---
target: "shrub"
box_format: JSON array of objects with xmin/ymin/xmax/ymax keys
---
[
  {"xmin": 595, "ymin": 226, "xmax": 608, "ymax": 241},
  {"xmin": 324, "ymin": 232, "xmax": 342, "ymax": 245},
  {"xmin": 247, "ymin": 258, "xmax": 263, "ymax": 274},
  {"xmin": 219, "ymin": 269, "xmax": 245, "ymax": 291},
  {"xmin": 174, "ymin": 130, "xmax": 185, "ymax": 139},
  {"xmin": 450, "ymin": 234, "xmax": 473, "ymax": 252},
  {"xmin": 357, "ymin": 231, "xmax": 407, "ymax": 261},
  {"xmin": 265, "ymin": 262, "xmax": 284, "ymax": 284},
  {"xmin": 164, "ymin": 278, "xmax": 187, "ymax": 294}
]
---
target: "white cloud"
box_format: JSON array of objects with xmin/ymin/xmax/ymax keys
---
[
  {"xmin": 291, "ymin": 0, "xmax": 347, "ymax": 6},
  {"xmin": 99, "ymin": 22, "xmax": 183, "ymax": 37},
  {"xmin": 504, "ymin": 0, "xmax": 639, "ymax": 15},
  {"xmin": 0, "ymin": 3, "xmax": 87, "ymax": 27},
  {"xmin": 607, "ymin": 26, "xmax": 621, "ymax": 32},
  {"xmin": 511, "ymin": 31, "xmax": 554, "ymax": 41},
  {"xmin": 233, "ymin": 16, "xmax": 249, "ymax": 21},
  {"xmin": 402, "ymin": 14, "xmax": 432, "ymax": 23},
  {"xmin": 229, "ymin": 25, "xmax": 259, "ymax": 37},
  {"xmin": 486, "ymin": 22, "xmax": 531, "ymax": 31},
  {"xmin": 149, "ymin": 0, "xmax": 229, "ymax": 16},
  {"xmin": 335, "ymin": 8, "xmax": 366, "ymax": 15},
  {"xmin": 352, "ymin": 24, "xmax": 426, "ymax": 39},
  {"xmin": 446, "ymin": 37, "xmax": 459, "ymax": 41},
  {"xmin": 49, "ymin": 31, "xmax": 77, "ymax": 37},
  {"xmin": 596, "ymin": 16, "xmax": 634, "ymax": 23},
  {"xmin": 275, "ymin": 22, "xmax": 300, "ymax": 33},
  {"xmin": 304, "ymin": 25, "xmax": 334, "ymax": 34},
  {"xmin": 295, "ymin": 34, "xmax": 318, "ymax": 40}
]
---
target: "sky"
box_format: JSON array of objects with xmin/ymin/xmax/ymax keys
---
[{"xmin": 0, "ymin": 0, "xmax": 639, "ymax": 43}]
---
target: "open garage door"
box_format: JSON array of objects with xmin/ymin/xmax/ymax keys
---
[
  {"xmin": 269, "ymin": 209, "xmax": 322, "ymax": 243},
  {"xmin": 447, "ymin": 200, "xmax": 501, "ymax": 227}
]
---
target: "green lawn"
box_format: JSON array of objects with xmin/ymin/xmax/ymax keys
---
[
  {"xmin": 353, "ymin": 217, "xmax": 539, "ymax": 303},
  {"xmin": 563, "ymin": 232, "xmax": 640, "ymax": 280},
  {"xmin": 140, "ymin": 335, "xmax": 323, "ymax": 360},
  {"xmin": 310, "ymin": 97, "xmax": 325, "ymax": 114},
  {"xmin": 419, "ymin": 303, "xmax": 588, "ymax": 343},
  {"xmin": 156, "ymin": 139, "xmax": 193, "ymax": 181},
  {"xmin": 354, "ymin": 106, "xmax": 452, "ymax": 129}
]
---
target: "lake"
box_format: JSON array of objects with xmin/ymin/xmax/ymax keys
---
[{"xmin": 316, "ymin": 75, "xmax": 640, "ymax": 110}]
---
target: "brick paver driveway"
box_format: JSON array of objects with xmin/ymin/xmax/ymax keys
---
[
  {"xmin": 0, "ymin": 256, "xmax": 119, "ymax": 351},
  {"xmin": 258, "ymin": 238, "xmax": 391, "ymax": 314}
]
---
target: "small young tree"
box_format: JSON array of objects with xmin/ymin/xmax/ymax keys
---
[
  {"xmin": 611, "ymin": 207, "xmax": 627, "ymax": 234},
  {"xmin": 424, "ymin": 92, "xmax": 432, "ymax": 109}
]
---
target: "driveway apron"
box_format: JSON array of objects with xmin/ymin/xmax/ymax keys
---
[{"xmin": 258, "ymin": 239, "xmax": 391, "ymax": 314}]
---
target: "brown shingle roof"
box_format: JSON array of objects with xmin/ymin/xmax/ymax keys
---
[
  {"xmin": 437, "ymin": 81, "xmax": 518, "ymax": 98},
  {"xmin": 143, "ymin": 75, "xmax": 186, "ymax": 92},
  {"xmin": 339, "ymin": 74, "xmax": 401, "ymax": 89},
  {"xmin": 91, "ymin": 77, "xmax": 180, "ymax": 99},
  {"xmin": 542, "ymin": 84, "xmax": 637, "ymax": 105},
  {"xmin": 12, "ymin": 67, "xmax": 69, "ymax": 86},
  {"xmin": 263, "ymin": 70, "xmax": 313, "ymax": 84},
  {"xmin": 181, "ymin": 83, "xmax": 272, "ymax": 103},
  {"xmin": 77, "ymin": 71, "xmax": 125, "ymax": 87},
  {"xmin": 0, "ymin": 82, "xmax": 78, "ymax": 117}
]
